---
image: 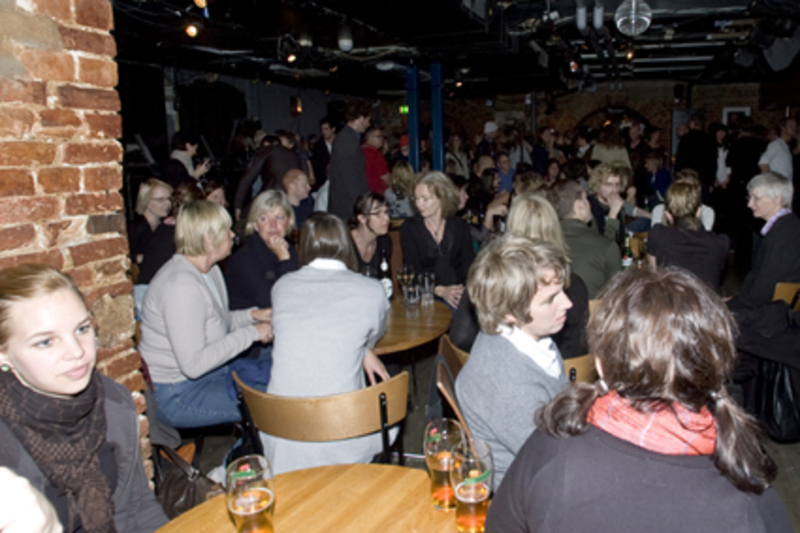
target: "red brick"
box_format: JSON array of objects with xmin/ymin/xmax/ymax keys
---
[
  {"xmin": 87, "ymin": 213, "xmax": 126, "ymax": 234},
  {"xmin": 42, "ymin": 220, "xmax": 84, "ymax": 248},
  {"xmin": 62, "ymin": 142, "xmax": 122, "ymax": 164},
  {"xmin": 65, "ymin": 191, "xmax": 123, "ymax": 215},
  {"xmin": 96, "ymin": 340, "xmax": 134, "ymax": 363},
  {"xmin": 69, "ymin": 236, "xmax": 128, "ymax": 267},
  {"xmin": 64, "ymin": 264, "xmax": 94, "ymax": 287},
  {"xmin": 40, "ymin": 108, "xmax": 82, "ymax": 128},
  {"xmin": 78, "ymin": 57, "xmax": 117, "ymax": 88},
  {"xmin": 0, "ymin": 225, "xmax": 37, "ymax": 252},
  {"xmin": 85, "ymin": 113, "xmax": 121, "ymax": 139},
  {"xmin": 93, "ymin": 257, "xmax": 127, "ymax": 280},
  {"xmin": 0, "ymin": 79, "xmax": 46, "ymax": 105},
  {"xmin": 0, "ymin": 170, "xmax": 35, "ymax": 197},
  {"xmin": 58, "ymin": 26, "xmax": 117, "ymax": 57},
  {"xmin": 30, "ymin": 0, "xmax": 72, "ymax": 21},
  {"xmin": 0, "ymin": 249, "xmax": 64, "ymax": 271},
  {"xmin": 84, "ymin": 165, "xmax": 122, "ymax": 191},
  {"xmin": 0, "ymin": 196, "xmax": 60, "ymax": 225},
  {"xmin": 75, "ymin": 0, "xmax": 114, "ymax": 31},
  {"xmin": 83, "ymin": 279, "xmax": 132, "ymax": 307},
  {"xmin": 38, "ymin": 167, "xmax": 81, "ymax": 193},
  {"xmin": 58, "ymin": 85, "xmax": 120, "ymax": 111},
  {"xmin": 0, "ymin": 107, "xmax": 36, "ymax": 137},
  {"xmin": 97, "ymin": 350, "xmax": 142, "ymax": 378},
  {"xmin": 16, "ymin": 48, "xmax": 75, "ymax": 82},
  {"xmin": 0, "ymin": 142, "xmax": 57, "ymax": 166},
  {"xmin": 118, "ymin": 371, "xmax": 146, "ymax": 394}
]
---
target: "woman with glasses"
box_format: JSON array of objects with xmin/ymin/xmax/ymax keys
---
[
  {"xmin": 129, "ymin": 178, "xmax": 173, "ymax": 266},
  {"xmin": 349, "ymin": 192, "xmax": 392, "ymax": 276}
]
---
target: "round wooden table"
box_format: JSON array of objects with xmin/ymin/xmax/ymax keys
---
[
  {"xmin": 374, "ymin": 299, "xmax": 452, "ymax": 356},
  {"xmin": 157, "ymin": 464, "xmax": 456, "ymax": 533}
]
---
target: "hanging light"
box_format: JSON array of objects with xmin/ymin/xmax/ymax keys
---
[
  {"xmin": 614, "ymin": 0, "xmax": 652, "ymax": 37},
  {"xmin": 338, "ymin": 25, "xmax": 353, "ymax": 52},
  {"xmin": 194, "ymin": 0, "xmax": 207, "ymax": 8},
  {"xmin": 185, "ymin": 22, "xmax": 201, "ymax": 37}
]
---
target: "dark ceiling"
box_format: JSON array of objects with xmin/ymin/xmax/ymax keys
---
[{"xmin": 112, "ymin": 0, "xmax": 800, "ymax": 98}]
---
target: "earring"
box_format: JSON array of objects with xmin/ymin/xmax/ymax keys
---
[{"xmin": 0, "ymin": 364, "xmax": 10, "ymax": 373}]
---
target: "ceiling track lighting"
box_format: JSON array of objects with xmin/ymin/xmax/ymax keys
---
[
  {"xmin": 277, "ymin": 34, "xmax": 301, "ymax": 64},
  {"xmin": 185, "ymin": 19, "xmax": 202, "ymax": 38}
]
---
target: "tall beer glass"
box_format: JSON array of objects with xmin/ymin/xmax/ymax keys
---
[
  {"xmin": 226, "ymin": 454, "xmax": 274, "ymax": 533},
  {"xmin": 450, "ymin": 438, "xmax": 493, "ymax": 533},
  {"xmin": 423, "ymin": 418, "xmax": 464, "ymax": 511}
]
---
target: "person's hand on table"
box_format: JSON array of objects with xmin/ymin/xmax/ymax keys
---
[
  {"xmin": 436, "ymin": 284, "xmax": 464, "ymax": 309},
  {"xmin": 363, "ymin": 348, "xmax": 390, "ymax": 386},
  {"xmin": 251, "ymin": 308, "xmax": 273, "ymax": 323},
  {"xmin": 0, "ymin": 467, "xmax": 62, "ymax": 533},
  {"xmin": 255, "ymin": 321, "xmax": 274, "ymax": 343},
  {"xmin": 266, "ymin": 236, "xmax": 291, "ymax": 261}
]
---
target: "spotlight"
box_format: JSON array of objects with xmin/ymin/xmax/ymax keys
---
[
  {"xmin": 626, "ymin": 47, "xmax": 635, "ymax": 60},
  {"xmin": 185, "ymin": 23, "xmax": 200, "ymax": 38},
  {"xmin": 194, "ymin": 0, "xmax": 207, "ymax": 7},
  {"xmin": 287, "ymin": 53, "xmax": 297, "ymax": 63},
  {"xmin": 455, "ymin": 80, "xmax": 463, "ymax": 88},
  {"xmin": 338, "ymin": 25, "xmax": 353, "ymax": 52},
  {"xmin": 569, "ymin": 60, "xmax": 579, "ymax": 72},
  {"xmin": 278, "ymin": 35, "xmax": 301, "ymax": 64}
]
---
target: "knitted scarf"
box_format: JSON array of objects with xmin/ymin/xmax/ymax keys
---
[
  {"xmin": 587, "ymin": 390, "xmax": 716, "ymax": 456},
  {"xmin": 0, "ymin": 371, "xmax": 116, "ymax": 532}
]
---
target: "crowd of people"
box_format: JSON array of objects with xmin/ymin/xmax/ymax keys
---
[{"xmin": 1, "ymin": 98, "xmax": 797, "ymax": 531}]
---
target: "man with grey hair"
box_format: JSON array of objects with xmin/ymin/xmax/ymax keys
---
[{"xmin": 728, "ymin": 172, "xmax": 800, "ymax": 310}]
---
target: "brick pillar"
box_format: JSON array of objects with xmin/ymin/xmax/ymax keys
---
[{"xmin": 0, "ymin": 0, "xmax": 153, "ymax": 477}]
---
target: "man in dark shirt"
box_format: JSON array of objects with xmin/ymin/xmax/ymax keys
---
[
  {"xmin": 234, "ymin": 136, "xmax": 302, "ymax": 219},
  {"xmin": 328, "ymin": 99, "xmax": 372, "ymax": 220},
  {"xmin": 675, "ymin": 114, "xmax": 717, "ymax": 194},
  {"xmin": 310, "ymin": 117, "xmax": 336, "ymax": 192}
]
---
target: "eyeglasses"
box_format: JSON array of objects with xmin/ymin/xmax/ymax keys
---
[
  {"xmin": 151, "ymin": 197, "xmax": 171, "ymax": 202},
  {"xmin": 368, "ymin": 209, "xmax": 390, "ymax": 217}
]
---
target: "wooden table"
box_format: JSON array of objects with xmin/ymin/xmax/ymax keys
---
[
  {"xmin": 374, "ymin": 298, "xmax": 452, "ymax": 356},
  {"xmin": 157, "ymin": 464, "xmax": 455, "ymax": 533}
]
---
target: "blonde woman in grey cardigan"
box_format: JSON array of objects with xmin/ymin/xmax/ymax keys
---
[{"xmin": 139, "ymin": 201, "xmax": 273, "ymax": 428}]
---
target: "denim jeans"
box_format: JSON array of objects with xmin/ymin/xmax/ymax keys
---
[{"xmin": 153, "ymin": 365, "xmax": 241, "ymax": 428}]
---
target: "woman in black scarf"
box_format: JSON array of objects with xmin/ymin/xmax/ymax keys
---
[{"xmin": 0, "ymin": 264, "xmax": 167, "ymax": 533}]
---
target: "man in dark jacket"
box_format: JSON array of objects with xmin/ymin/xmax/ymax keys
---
[
  {"xmin": 675, "ymin": 114, "xmax": 717, "ymax": 194},
  {"xmin": 328, "ymin": 99, "xmax": 372, "ymax": 220},
  {"xmin": 310, "ymin": 117, "xmax": 336, "ymax": 192}
]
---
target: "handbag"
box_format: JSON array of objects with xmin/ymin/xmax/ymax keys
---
[
  {"xmin": 756, "ymin": 359, "xmax": 800, "ymax": 443},
  {"xmin": 156, "ymin": 445, "xmax": 224, "ymax": 519}
]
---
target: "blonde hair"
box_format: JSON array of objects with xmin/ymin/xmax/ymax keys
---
[
  {"xmin": 246, "ymin": 190, "xmax": 294, "ymax": 236},
  {"xmin": 588, "ymin": 163, "xmax": 627, "ymax": 195},
  {"xmin": 468, "ymin": 235, "xmax": 569, "ymax": 334},
  {"xmin": 390, "ymin": 161, "xmax": 417, "ymax": 199},
  {"xmin": 175, "ymin": 200, "xmax": 232, "ymax": 256},
  {"xmin": 0, "ymin": 264, "xmax": 85, "ymax": 352},
  {"xmin": 507, "ymin": 192, "xmax": 568, "ymax": 257},
  {"xmin": 665, "ymin": 181, "xmax": 702, "ymax": 231},
  {"xmin": 135, "ymin": 178, "xmax": 173, "ymax": 215},
  {"xmin": 416, "ymin": 171, "xmax": 460, "ymax": 218}
]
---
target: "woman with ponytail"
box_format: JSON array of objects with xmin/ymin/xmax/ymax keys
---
[{"xmin": 487, "ymin": 267, "xmax": 791, "ymax": 533}]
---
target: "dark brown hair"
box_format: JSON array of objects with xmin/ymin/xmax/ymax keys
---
[
  {"xmin": 298, "ymin": 212, "xmax": 357, "ymax": 271},
  {"xmin": 535, "ymin": 268, "xmax": 776, "ymax": 494}
]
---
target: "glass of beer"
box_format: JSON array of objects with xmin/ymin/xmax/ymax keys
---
[
  {"xmin": 450, "ymin": 439, "xmax": 493, "ymax": 533},
  {"xmin": 226, "ymin": 454, "xmax": 274, "ymax": 533},
  {"xmin": 423, "ymin": 418, "xmax": 464, "ymax": 511}
]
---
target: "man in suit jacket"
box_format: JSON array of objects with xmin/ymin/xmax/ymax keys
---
[
  {"xmin": 328, "ymin": 100, "xmax": 373, "ymax": 220},
  {"xmin": 310, "ymin": 116, "xmax": 336, "ymax": 192}
]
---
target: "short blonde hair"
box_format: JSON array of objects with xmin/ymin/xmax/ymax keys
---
[
  {"xmin": 468, "ymin": 235, "xmax": 569, "ymax": 334},
  {"xmin": 246, "ymin": 190, "xmax": 295, "ymax": 235},
  {"xmin": 416, "ymin": 171, "xmax": 460, "ymax": 218},
  {"xmin": 175, "ymin": 200, "xmax": 232, "ymax": 256},
  {"xmin": 588, "ymin": 163, "xmax": 627, "ymax": 195},
  {"xmin": 507, "ymin": 192, "xmax": 568, "ymax": 258},
  {"xmin": 135, "ymin": 178, "xmax": 173, "ymax": 215},
  {"xmin": 390, "ymin": 161, "xmax": 417, "ymax": 198}
]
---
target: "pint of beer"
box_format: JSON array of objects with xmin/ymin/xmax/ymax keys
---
[
  {"xmin": 226, "ymin": 455, "xmax": 275, "ymax": 533},
  {"xmin": 423, "ymin": 418, "xmax": 464, "ymax": 511},
  {"xmin": 450, "ymin": 439, "xmax": 493, "ymax": 533}
]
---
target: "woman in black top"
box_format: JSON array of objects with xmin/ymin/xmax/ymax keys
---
[
  {"xmin": 128, "ymin": 178, "xmax": 172, "ymax": 266},
  {"xmin": 400, "ymin": 172, "xmax": 475, "ymax": 309},
  {"xmin": 349, "ymin": 193, "xmax": 392, "ymax": 276}
]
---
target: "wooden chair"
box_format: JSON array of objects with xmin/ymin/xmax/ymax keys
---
[
  {"xmin": 232, "ymin": 371, "xmax": 409, "ymax": 464},
  {"xmin": 564, "ymin": 353, "xmax": 598, "ymax": 383},
  {"xmin": 773, "ymin": 282, "xmax": 800, "ymax": 312},
  {"xmin": 438, "ymin": 334, "xmax": 468, "ymax": 379}
]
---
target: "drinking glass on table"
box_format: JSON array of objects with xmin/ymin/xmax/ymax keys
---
[
  {"xmin": 226, "ymin": 454, "xmax": 274, "ymax": 533},
  {"xmin": 423, "ymin": 418, "xmax": 464, "ymax": 511},
  {"xmin": 420, "ymin": 273, "xmax": 435, "ymax": 306},
  {"xmin": 450, "ymin": 439, "xmax": 493, "ymax": 533}
]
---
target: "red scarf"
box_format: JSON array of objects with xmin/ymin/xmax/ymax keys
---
[{"xmin": 587, "ymin": 391, "xmax": 716, "ymax": 456}]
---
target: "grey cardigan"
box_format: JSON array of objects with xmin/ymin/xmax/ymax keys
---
[
  {"xmin": 455, "ymin": 332, "xmax": 568, "ymax": 490},
  {"xmin": 139, "ymin": 254, "xmax": 258, "ymax": 383}
]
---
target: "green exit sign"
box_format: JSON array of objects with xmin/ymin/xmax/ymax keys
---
[{"xmin": 399, "ymin": 105, "xmax": 409, "ymax": 114}]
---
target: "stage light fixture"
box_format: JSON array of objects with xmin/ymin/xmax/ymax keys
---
[
  {"xmin": 338, "ymin": 25, "xmax": 353, "ymax": 52},
  {"xmin": 185, "ymin": 23, "xmax": 200, "ymax": 37},
  {"xmin": 194, "ymin": 0, "xmax": 207, "ymax": 8}
]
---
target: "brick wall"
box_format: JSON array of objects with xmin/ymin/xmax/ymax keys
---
[{"xmin": 0, "ymin": 0, "xmax": 152, "ymax": 475}]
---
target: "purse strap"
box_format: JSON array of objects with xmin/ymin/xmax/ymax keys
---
[{"xmin": 160, "ymin": 445, "xmax": 201, "ymax": 480}]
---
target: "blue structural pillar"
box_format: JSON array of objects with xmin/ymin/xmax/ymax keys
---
[
  {"xmin": 406, "ymin": 63, "xmax": 420, "ymax": 172},
  {"xmin": 430, "ymin": 62, "xmax": 445, "ymax": 171}
]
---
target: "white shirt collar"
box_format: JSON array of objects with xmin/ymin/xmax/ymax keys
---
[
  {"xmin": 498, "ymin": 325, "xmax": 562, "ymax": 378},
  {"xmin": 308, "ymin": 258, "xmax": 347, "ymax": 270}
]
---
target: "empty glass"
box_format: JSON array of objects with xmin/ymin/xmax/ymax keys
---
[{"xmin": 420, "ymin": 273, "xmax": 435, "ymax": 306}]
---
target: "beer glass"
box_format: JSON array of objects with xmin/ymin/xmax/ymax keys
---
[
  {"xmin": 450, "ymin": 439, "xmax": 493, "ymax": 532},
  {"xmin": 423, "ymin": 418, "xmax": 464, "ymax": 511},
  {"xmin": 226, "ymin": 454, "xmax": 274, "ymax": 533}
]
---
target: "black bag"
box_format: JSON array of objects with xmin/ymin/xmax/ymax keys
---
[
  {"xmin": 155, "ymin": 445, "xmax": 224, "ymax": 519},
  {"xmin": 757, "ymin": 359, "xmax": 800, "ymax": 443}
]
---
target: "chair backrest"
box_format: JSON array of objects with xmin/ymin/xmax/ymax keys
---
[
  {"xmin": 438, "ymin": 334, "xmax": 468, "ymax": 379},
  {"xmin": 564, "ymin": 353, "xmax": 598, "ymax": 383},
  {"xmin": 232, "ymin": 371, "xmax": 409, "ymax": 442},
  {"xmin": 435, "ymin": 362, "xmax": 475, "ymax": 445},
  {"xmin": 773, "ymin": 282, "xmax": 800, "ymax": 312}
]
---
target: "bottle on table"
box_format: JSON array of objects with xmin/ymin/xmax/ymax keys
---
[
  {"xmin": 621, "ymin": 235, "xmax": 633, "ymax": 270},
  {"xmin": 379, "ymin": 248, "xmax": 393, "ymax": 300}
]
